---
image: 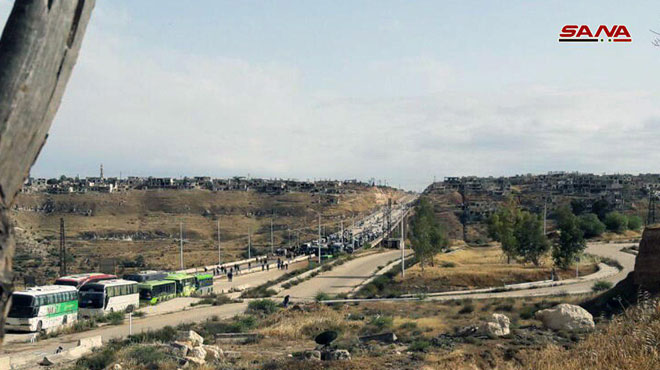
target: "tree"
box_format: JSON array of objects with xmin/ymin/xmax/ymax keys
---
[
  {"xmin": 570, "ymin": 199, "xmax": 590, "ymax": 216},
  {"xmin": 592, "ymin": 199, "xmax": 612, "ymax": 221},
  {"xmin": 408, "ymin": 197, "xmax": 448, "ymax": 271},
  {"xmin": 578, "ymin": 213, "xmax": 606, "ymax": 238},
  {"xmin": 553, "ymin": 206, "xmax": 586, "ymax": 269},
  {"xmin": 627, "ymin": 215, "xmax": 643, "ymax": 231},
  {"xmin": 514, "ymin": 211, "xmax": 550, "ymax": 266},
  {"xmin": 604, "ymin": 211, "xmax": 627, "ymax": 234},
  {"xmin": 0, "ymin": 0, "xmax": 95, "ymax": 344},
  {"xmin": 487, "ymin": 199, "xmax": 520, "ymax": 264}
]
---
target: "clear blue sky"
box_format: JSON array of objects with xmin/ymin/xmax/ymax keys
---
[{"xmin": 2, "ymin": 1, "xmax": 660, "ymax": 190}]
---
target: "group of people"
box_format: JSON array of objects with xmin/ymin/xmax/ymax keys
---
[{"xmin": 210, "ymin": 255, "xmax": 293, "ymax": 282}]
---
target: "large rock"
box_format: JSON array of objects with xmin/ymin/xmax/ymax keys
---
[
  {"xmin": 177, "ymin": 330, "xmax": 204, "ymax": 347},
  {"xmin": 477, "ymin": 313, "xmax": 510, "ymax": 337},
  {"xmin": 170, "ymin": 341, "xmax": 192, "ymax": 357},
  {"xmin": 535, "ymin": 304, "xmax": 595, "ymax": 331},
  {"xmin": 189, "ymin": 346, "xmax": 207, "ymax": 361},
  {"xmin": 203, "ymin": 345, "xmax": 223, "ymax": 361},
  {"xmin": 327, "ymin": 349, "xmax": 351, "ymax": 361},
  {"xmin": 634, "ymin": 225, "xmax": 660, "ymax": 288}
]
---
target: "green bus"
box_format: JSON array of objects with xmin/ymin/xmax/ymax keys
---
[
  {"xmin": 165, "ymin": 273, "xmax": 196, "ymax": 297},
  {"xmin": 137, "ymin": 280, "xmax": 176, "ymax": 305},
  {"xmin": 194, "ymin": 273, "xmax": 214, "ymax": 295},
  {"xmin": 7, "ymin": 285, "xmax": 78, "ymax": 333}
]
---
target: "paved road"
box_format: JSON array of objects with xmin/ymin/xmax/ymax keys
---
[{"xmin": 277, "ymin": 249, "xmax": 403, "ymax": 299}]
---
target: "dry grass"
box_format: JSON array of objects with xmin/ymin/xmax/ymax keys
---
[
  {"xmin": 524, "ymin": 298, "xmax": 660, "ymax": 370},
  {"xmin": 394, "ymin": 246, "xmax": 598, "ymax": 293},
  {"xmin": 257, "ymin": 304, "xmax": 360, "ymax": 340}
]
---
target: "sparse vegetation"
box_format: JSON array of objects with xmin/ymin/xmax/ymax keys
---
[{"xmin": 592, "ymin": 280, "xmax": 613, "ymax": 292}]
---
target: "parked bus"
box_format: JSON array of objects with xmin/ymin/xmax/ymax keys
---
[
  {"xmin": 78, "ymin": 279, "xmax": 139, "ymax": 318},
  {"xmin": 54, "ymin": 273, "xmax": 117, "ymax": 289},
  {"xmin": 6, "ymin": 285, "xmax": 78, "ymax": 333},
  {"xmin": 123, "ymin": 270, "xmax": 168, "ymax": 283},
  {"xmin": 165, "ymin": 273, "xmax": 196, "ymax": 297},
  {"xmin": 194, "ymin": 273, "xmax": 214, "ymax": 295},
  {"xmin": 138, "ymin": 280, "xmax": 176, "ymax": 305}
]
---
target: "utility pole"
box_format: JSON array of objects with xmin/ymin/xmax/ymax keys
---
[
  {"xmin": 543, "ymin": 195, "xmax": 548, "ymax": 234},
  {"xmin": 340, "ymin": 219, "xmax": 344, "ymax": 245},
  {"xmin": 352, "ymin": 216, "xmax": 355, "ymax": 247},
  {"xmin": 318, "ymin": 213, "xmax": 322, "ymax": 264},
  {"xmin": 270, "ymin": 219, "xmax": 274, "ymax": 255},
  {"xmin": 179, "ymin": 222, "xmax": 184, "ymax": 270},
  {"xmin": 648, "ymin": 191, "xmax": 657, "ymax": 226},
  {"xmin": 59, "ymin": 218, "xmax": 66, "ymax": 276},
  {"xmin": 248, "ymin": 226, "xmax": 252, "ymax": 259},
  {"xmin": 217, "ymin": 220, "xmax": 221, "ymax": 265},
  {"xmin": 400, "ymin": 215, "xmax": 405, "ymax": 278}
]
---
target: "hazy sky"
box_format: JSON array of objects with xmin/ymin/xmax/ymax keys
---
[{"xmin": 2, "ymin": 1, "xmax": 660, "ymax": 190}]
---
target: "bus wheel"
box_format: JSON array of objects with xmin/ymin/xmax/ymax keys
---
[
  {"xmin": 63, "ymin": 315, "xmax": 68, "ymax": 325},
  {"xmin": 36, "ymin": 321, "xmax": 43, "ymax": 334}
]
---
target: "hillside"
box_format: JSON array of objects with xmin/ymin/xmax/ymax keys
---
[{"xmin": 11, "ymin": 187, "xmax": 404, "ymax": 285}]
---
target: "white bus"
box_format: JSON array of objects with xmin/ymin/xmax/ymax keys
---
[
  {"xmin": 6, "ymin": 285, "xmax": 78, "ymax": 333},
  {"xmin": 78, "ymin": 279, "xmax": 139, "ymax": 318}
]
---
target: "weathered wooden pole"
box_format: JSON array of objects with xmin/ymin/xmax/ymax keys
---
[{"xmin": 0, "ymin": 0, "xmax": 95, "ymax": 343}]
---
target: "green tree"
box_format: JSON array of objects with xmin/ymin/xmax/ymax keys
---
[
  {"xmin": 578, "ymin": 213, "xmax": 606, "ymax": 238},
  {"xmin": 604, "ymin": 211, "xmax": 627, "ymax": 234},
  {"xmin": 487, "ymin": 199, "xmax": 520, "ymax": 264},
  {"xmin": 553, "ymin": 206, "xmax": 586, "ymax": 269},
  {"xmin": 592, "ymin": 199, "xmax": 612, "ymax": 221},
  {"xmin": 513, "ymin": 211, "xmax": 550, "ymax": 266},
  {"xmin": 408, "ymin": 197, "xmax": 448, "ymax": 271},
  {"xmin": 627, "ymin": 214, "xmax": 643, "ymax": 231}
]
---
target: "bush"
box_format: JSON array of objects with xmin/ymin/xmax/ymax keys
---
[
  {"xmin": 247, "ymin": 299, "xmax": 279, "ymax": 315},
  {"xmin": 592, "ymin": 280, "xmax": 613, "ymax": 292},
  {"xmin": 627, "ymin": 215, "xmax": 643, "ymax": 231},
  {"xmin": 409, "ymin": 339, "xmax": 431, "ymax": 352},
  {"xmin": 73, "ymin": 346, "xmax": 117, "ymax": 370},
  {"xmin": 128, "ymin": 325, "xmax": 178, "ymax": 344},
  {"xmin": 458, "ymin": 305, "xmax": 475, "ymax": 314},
  {"xmin": 130, "ymin": 346, "xmax": 168, "ymax": 367},
  {"xmin": 441, "ymin": 261, "xmax": 456, "ymax": 268},
  {"xmin": 97, "ymin": 311, "xmax": 124, "ymax": 325},
  {"xmin": 369, "ymin": 316, "xmax": 394, "ymax": 330},
  {"xmin": 604, "ymin": 212, "xmax": 627, "ymax": 234},
  {"xmin": 578, "ymin": 213, "xmax": 606, "ymax": 238},
  {"xmin": 315, "ymin": 292, "xmax": 330, "ymax": 302}
]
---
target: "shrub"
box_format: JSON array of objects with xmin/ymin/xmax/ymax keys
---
[
  {"xmin": 409, "ymin": 339, "xmax": 431, "ymax": 352},
  {"xmin": 73, "ymin": 346, "xmax": 117, "ymax": 370},
  {"xmin": 247, "ymin": 299, "xmax": 279, "ymax": 315},
  {"xmin": 128, "ymin": 325, "xmax": 178, "ymax": 344},
  {"xmin": 604, "ymin": 212, "xmax": 627, "ymax": 234},
  {"xmin": 578, "ymin": 213, "xmax": 606, "ymax": 238},
  {"xmin": 369, "ymin": 316, "xmax": 394, "ymax": 330},
  {"xmin": 130, "ymin": 346, "xmax": 168, "ymax": 367},
  {"xmin": 458, "ymin": 305, "xmax": 475, "ymax": 314},
  {"xmin": 441, "ymin": 261, "xmax": 456, "ymax": 268},
  {"xmin": 627, "ymin": 215, "xmax": 643, "ymax": 231},
  {"xmin": 592, "ymin": 280, "xmax": 613, "ymax": 292},
  {"xmin": 315, "ymin": 292, "xmax": 330, "ymax": 302}
]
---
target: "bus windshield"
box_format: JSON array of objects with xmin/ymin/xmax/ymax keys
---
[
  {"xmin": 78, "ymin": 292, "xmax": 104, "ymax": 308},
  {"xmin": 8, "ymin": 294, "xmax": 37, "ymax": 318},
  {"xmin": 139, "ymin": 289, "xmax": 152, "ymax": 300}
]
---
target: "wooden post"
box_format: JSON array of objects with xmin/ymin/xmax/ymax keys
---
[{"xmin": 0, "ymin": 0, "xmax": 95, "ymax": 344}]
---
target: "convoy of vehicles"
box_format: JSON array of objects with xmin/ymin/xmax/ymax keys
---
[
  {"xmin": 6, "ymin": 203, "xmax": 409, "ymax": 332},
  {"xmin": 78, "ymin": 279, "xmax": 139, "ymax": 318},
  {"xmin": 6, "ymin": 285, "xmax": 78, "ymax": 333}
]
